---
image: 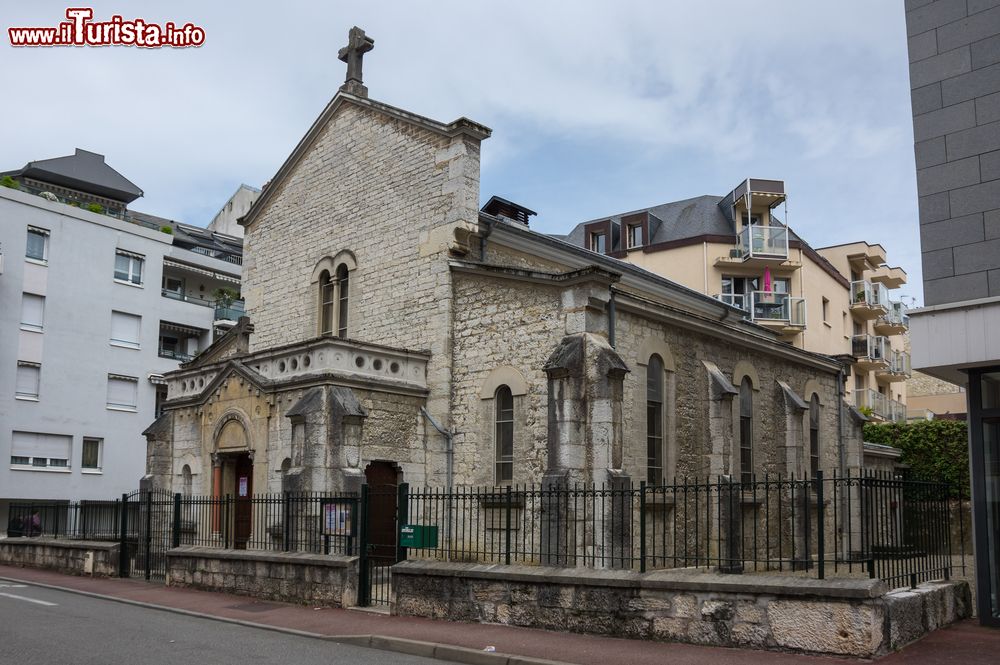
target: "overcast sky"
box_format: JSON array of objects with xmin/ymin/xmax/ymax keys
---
[{"xmin": 2, "ymin": 2, "xmax": 923, "ymax": 302}]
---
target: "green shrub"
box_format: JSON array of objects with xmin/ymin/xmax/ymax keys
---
[
  {"xmin": 864, "ymin": 419, "xmax": 969, "ymax": 497},
  {"xmin": 0, "ymin": 175, "xmax": 19, "ymax": 189},
  {"xmin": 86, "ymin": 203, "xmax": 104, "ymax": 214},
  {"xmin": 160, "ymin": 225, "xmax": 174, "ymax": 235}
]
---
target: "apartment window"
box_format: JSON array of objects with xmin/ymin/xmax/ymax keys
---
[
  {"xmin": 15, "ymin": 362, "xmax": 40, "ymax": 400},
  {"xmin": 162, "ymin": 275, "xmax": 184, "ymax": 299},
  {"xmin": 336, "ymin": 263, "xmax": 349, "ymax": 338},
  {"xmin": 20, "ymin": 293, "xmax": 45, "ymax": 331},
  {"xmin": 627, "ymin": 224, "xmax": 643, "ymax": 249},
  {"xmin": 646, "ymin": 355, "xmax": 664, "ymax": 484},
  {"xmin": 822, "ymin": 297, "xmax": 830, "ymax": 323},
  {"xmin": 495, "ymin": 385, "xmax": 514, "ymax": 485},
  {"xmin": 114, "ymin": 250, "xmax": 144, "ymax": 285},
  {"xmin": 81, "ymin": 438, "xmax": 102, "ymax": 471},
  {"xmin": 591, "ymin": 232, "xmax": 607, "ymax": 254},
  {"xmin": 739, "ymin": 377, "xmax": 753, "ymax": 484},
  {"xmin": 107, "ymin": 374, "xmax": 139, "ymax": 411},
  {"xmin": 809, "ymin": 395, "xmax": 821, "ymax": 477},
  {"xmin": 25, "ymin": 227, "xmax": 49, "ymax": 263},
  {"xmin": 741, "ymin": 214, "xmax": 762, "ymax": 227},
  {"xmin": 110, "ymin": 311, "xmax": 141, "ymax": 349},
  {"xmin": 10, "ymin": 431, "xmax": 71, "ymax": 470}
]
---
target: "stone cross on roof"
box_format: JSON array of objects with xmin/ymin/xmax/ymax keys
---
[{"xmin": 338, "ymin": 26, "xmax": 374, "ymax": 98}]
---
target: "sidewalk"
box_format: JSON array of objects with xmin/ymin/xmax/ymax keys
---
[{"xmin": 1, "ymin": 565, "xmax": 996, "ymax": 665}]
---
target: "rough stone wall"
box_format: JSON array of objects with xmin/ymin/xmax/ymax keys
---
[
  {"xmin": 0, "ymin": 539, "xmax": 119, "ymax": 577},
  {"xmin": 242, "ymin": 101, "xmax": 481, "ymax": 431},
  {"xmin": 908, "ymin": 369, "xmax": 963, "ymax": 396},
  {"xmin": 166, "ymin": 547, "xmax": 357, "ymax": 607},
  {"xmin": 449, "ymin": 259, "xmax": 843, "ymax": 487},
  {"xmin": 391, "ymin": 561, "xmax": 971, "ymax": 657}
]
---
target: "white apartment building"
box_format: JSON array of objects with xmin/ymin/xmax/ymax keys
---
[{"xmin": 0, "ymin": 150, "xmax": 243, "ymax": 526}]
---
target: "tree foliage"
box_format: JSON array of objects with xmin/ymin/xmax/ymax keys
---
[{"xmin": 864, "ymin": 420, "xmax": 969, "ymax": 497}]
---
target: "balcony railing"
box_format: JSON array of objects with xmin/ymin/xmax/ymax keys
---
[
  {"xmin": 158, "ymin": 348, "xmax": 194, "ymax": 362},
  {"xmin": 850, "ymin": 280, "xmax": 890, "ymax": 311},
  {"xmin": 214, "ymin": 300, "xmax": 245, "ymax": 322},
  {"xmin": 854, "ymin": 388, "xmax": 888, "ymax": 419},
  {"xmin": 161, "ymin": 288, "xmax": 215, "ymax": 307},
  {"xmin": 737, "ymin": 225, "xmax": 788, "ymax": 261},
  {"xmin": 714, "ymin": 293, "xmax": 748, "ymax": 312},
  {"xmin": 876, "ymin": 300, "xmax": 910, "ymax": 332},
  {"xmin": 890, "ymin": 350, "xmax": 912, "ymax": 377},
  {"xmin": 750, "ymin": 291, "xmax": 806, "ymax": 326},
  {"xmin": 852, "ymin": 334, "xmax": 889, "ymax": 364},
  {"xmin": 888, "ymin": 399, "xmax": 907, "ymax": 423}
]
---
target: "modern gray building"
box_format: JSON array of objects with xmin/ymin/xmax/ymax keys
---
[
  {"xmin": 0, "ymin": 150, "xmax": 243, "ymax": 528},
  {"xmin": 904, "ymin": 0, "xmax": 1000, "ymax": 626}
]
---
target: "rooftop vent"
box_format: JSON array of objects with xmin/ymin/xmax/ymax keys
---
[{"xmin": 481, "ymin": 196, "xmax": 537, "ymax": 227}]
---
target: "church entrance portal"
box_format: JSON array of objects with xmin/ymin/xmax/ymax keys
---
[{"xmin": 233, "ymin": 453, "xmax": 253, "ymax": 549}]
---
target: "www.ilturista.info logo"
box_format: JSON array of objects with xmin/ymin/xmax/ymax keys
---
[{"xmin": 8, "ymin": 8, "xmax": 205, "ymax": 48}]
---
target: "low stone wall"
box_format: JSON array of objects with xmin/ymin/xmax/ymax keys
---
[
  {"xmin": 391, "ymin": 561, "xmax": 971, "ymax": 658},
  {"xmin": 166, "ymin": 547, "xmax": 358, "ymax": 608},
  {"xmin": 0, "ymin": 537, "xmax": 119, "ymax": 577}
]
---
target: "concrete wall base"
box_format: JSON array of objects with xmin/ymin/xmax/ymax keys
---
[
  {"xmin": 0, "ymin": 537, "xmax": 119, "ymax": 577},
  {"xmin": 165, "ymin": 546, "xmax": 358, "ymax": 608},
  {"xmin": 391, "ymin": 561, "xmax": 972, "ymax": 658}
]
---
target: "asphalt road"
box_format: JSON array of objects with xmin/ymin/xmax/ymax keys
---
[{"xmin": 0, "ymin": 581, "xmax": 446, "ymax": 665}]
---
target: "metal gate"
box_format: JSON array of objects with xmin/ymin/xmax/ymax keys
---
[
  {"xmin": 119, "ymin": 489, "xmax": 174, "ymax": 581},
  {"xmin": 358, "ymin": 482, "xmax": 407, "ymax": 606}
]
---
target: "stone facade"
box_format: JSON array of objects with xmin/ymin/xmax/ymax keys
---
[
  {"xmin": 391, "ymin": 560, "xmax": 972, "ymax": 657},
  {"xmin": 165, "ymin": 547, "xmax": 358, "ymax": 607},
  {"xmin": 146, "ymin": 84, "xmax": 861, "ymax": 543}
]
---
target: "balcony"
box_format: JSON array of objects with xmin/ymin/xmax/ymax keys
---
[
  {"xmin": 158, "ymin": 347, "xmax": 194, "ymax": 362},
  {"xmin": 852, "ymin": 334, "xmax": 890, "ymax": 371},
  {"xmin": 849, "ymin": 280, "xmax": 889, "ymax": 319},
  {"xmin": 854, "ymin": 388, "xmax": 888, "ymax": 420},
  {"xmin": 888, "ymin": 399, "xmax": 907, "ymax": 423},
  {"xmin": 214, "ymin": 300, "xmax": 245, "ymax": 328},
  {"xmin": 877, "ymin": 350, "xmax": 911, "ymax": 383},
  {"xmin": 736, "ymin": 226, "xmax": 789, "ymax": 263},
  {"xmin": 161, "ymin": 287, "xmax": 215, "ymax": 307},
  {"xmin": 714, "ymin": 291, "xmax": 806, "ymax": 333},
  {"xmin": 873, "ymin": 301, "xmax": 909, "ymax": 336}
]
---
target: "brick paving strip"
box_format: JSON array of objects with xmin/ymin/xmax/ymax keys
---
[{"xmin": 1, "ymin": 565, "xmax": 997, "ymax": 665}]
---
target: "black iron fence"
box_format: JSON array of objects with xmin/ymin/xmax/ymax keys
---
[
  {"xmin": 406, "ymin": 470, "xmax": 967, "ymax": 589},
  {"xmin": 4, "ymin": 472, "xmax": 967, "ymax": 590}
]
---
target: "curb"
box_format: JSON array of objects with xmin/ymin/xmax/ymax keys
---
[{"xmin": 0, "ymin": 574, "xmax": 573, "ymax": 665}]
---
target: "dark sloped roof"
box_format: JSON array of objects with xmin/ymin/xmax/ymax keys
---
[
  {"xmin": 128, "ymin": 210, "xmax": 243, "ymax": 256},
  {"xmin": 564, "ymin": 195, "xmax": 736, "ymax": 247},
  {"xmin": 11, "ymin": 148, "xmax": 143, "ymax": 203}
]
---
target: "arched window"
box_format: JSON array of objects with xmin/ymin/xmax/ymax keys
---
[
  {"xmin": 319, "ymin": 270, "xmax": 335, "ymax": 336},
  {"xmin": 280, "ymin": 457, "xmax": 292, "ymax": 493},
  {"xmin": 809, "ymin": 394, "xmax": 821, "ymax": 477},
  {"xmin": 495, "ymin": 385, "xmax": 514, "ymax": 485},
  {"xmin": 181, "ymin": 464, "xmax": 192, "ymax": 496},
  {"xmin": 336, "ymin": 263, "xmax": 349, "ymax": 338},
  {"xmin": 646, "ymin": 355, "xmax": 664, "ymax": 484},
  {"xmin": 739, "ymin": 377, "xmax": 753, "ymax": 484}
]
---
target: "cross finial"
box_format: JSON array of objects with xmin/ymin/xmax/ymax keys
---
[{"xmin": 338, "ymin": 26, "xmax": 374, "ymax": 97}]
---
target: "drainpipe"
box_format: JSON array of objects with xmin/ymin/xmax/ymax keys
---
[
  {"xmin": 420, "ymin": 407, "xmax": 453, "ymax": 488},
  {"xmin": 479, "ymin": 217, "xmax": 496, "ymax": 261},
  {"xmin": 608, "ymin": 288, "xmax": 617, "ymax": 348},
  {"xmin": 837, "ymin": 366, "xmax": 847, "ymax": 477}
]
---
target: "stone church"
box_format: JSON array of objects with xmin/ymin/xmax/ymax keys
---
[{"xmin": 143, "ymin": 28, "xmax": 862, "ymax": 505}]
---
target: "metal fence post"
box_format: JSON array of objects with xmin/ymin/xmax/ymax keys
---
[
  {"xmin": 358, "ymin": 484, "xmax": 370, "ymax": 606},
  {"xmin": 397, "ymin": 482, "xmax": 409, "ymax": 564},
  {"xmin": 145, "ymin": 490, "xmax": 153, "ymax": 581},
  {"xmin": 172, "ymin": 493, "xmax": 182, "ymax": 549},
  {"xmin": 118, "ymin": 494, "xmax": 128, "ymax": 578},
  {"xmin": 283, "ymin": 491, "xmax": 291, "ymax": 552},
  {"xmin": 639, "ymin": 481, "xmax": 647, "ymax": 573},
  {"xmin": 815, "ymin": 470, "xmax": 825, "ymax": 580},
  {"xmin": 223, "ymin": 494, "xmax": 231, "ymax": 549},
  {"xmin": 504, "ymin": 485, "xmax": 513, "ymax": 566}
]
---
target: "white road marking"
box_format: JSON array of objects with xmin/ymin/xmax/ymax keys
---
[
  {"xmin": 0, "ymin": 583, "xmax": 28, "ymax": 588},
  {"xmin": 0, "ymin": 592, "xmax": 57, "ymax": 606}
]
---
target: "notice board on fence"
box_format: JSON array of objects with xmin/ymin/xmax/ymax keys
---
[{"xmin": 322, "ymin": 500, "xmax": 353, "ymax": 537}]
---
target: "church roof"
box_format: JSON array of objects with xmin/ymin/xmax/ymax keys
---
[{"xmin": 5, "ymin": 148, "xmax": 143, "ymax": 203}]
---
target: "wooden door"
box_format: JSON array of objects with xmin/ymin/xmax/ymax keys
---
[
  {"xmin": 234, "ymin": 454, "xmax": 253, "ymax": 549},
  {"xmin": 364, "ymin": 461, "xmax": 399, "ymax": 564}
]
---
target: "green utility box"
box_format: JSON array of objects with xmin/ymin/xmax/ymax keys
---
[{"xmin": 399, "ymin": 524, "xmax": 438, "ymax": 548}]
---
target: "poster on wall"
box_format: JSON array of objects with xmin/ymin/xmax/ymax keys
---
[{"xmin": 238, "ymin": 476, "xmax": 248, "ymax": 497}]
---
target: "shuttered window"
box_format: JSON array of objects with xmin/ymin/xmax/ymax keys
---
[
  {"xmin": 10, "ymin": 431, "xmax": 71, "ymax": 468},
  {"xmin": 15, "ymin": 362, "xmax": 40, "ymax": 399},
  {"xmin": 106, "ymin": 374, "xmax": 139, "ymax": 410},
  {"xmin": 20, "ymin": 293, "xmax": 44, "ymax": 331},
  {"xmin": 110, "ymin": 311, "xmax": 141, "ymax": 348}
]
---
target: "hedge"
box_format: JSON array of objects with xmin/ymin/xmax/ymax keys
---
[{"xmin": 863, "ymin": 419, "xmax": 969, "ymax": 497}]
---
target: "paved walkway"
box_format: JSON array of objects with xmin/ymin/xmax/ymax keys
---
[{"xmin": 1, "ymin": 565, "xmax": 997, "ymax": 665}]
